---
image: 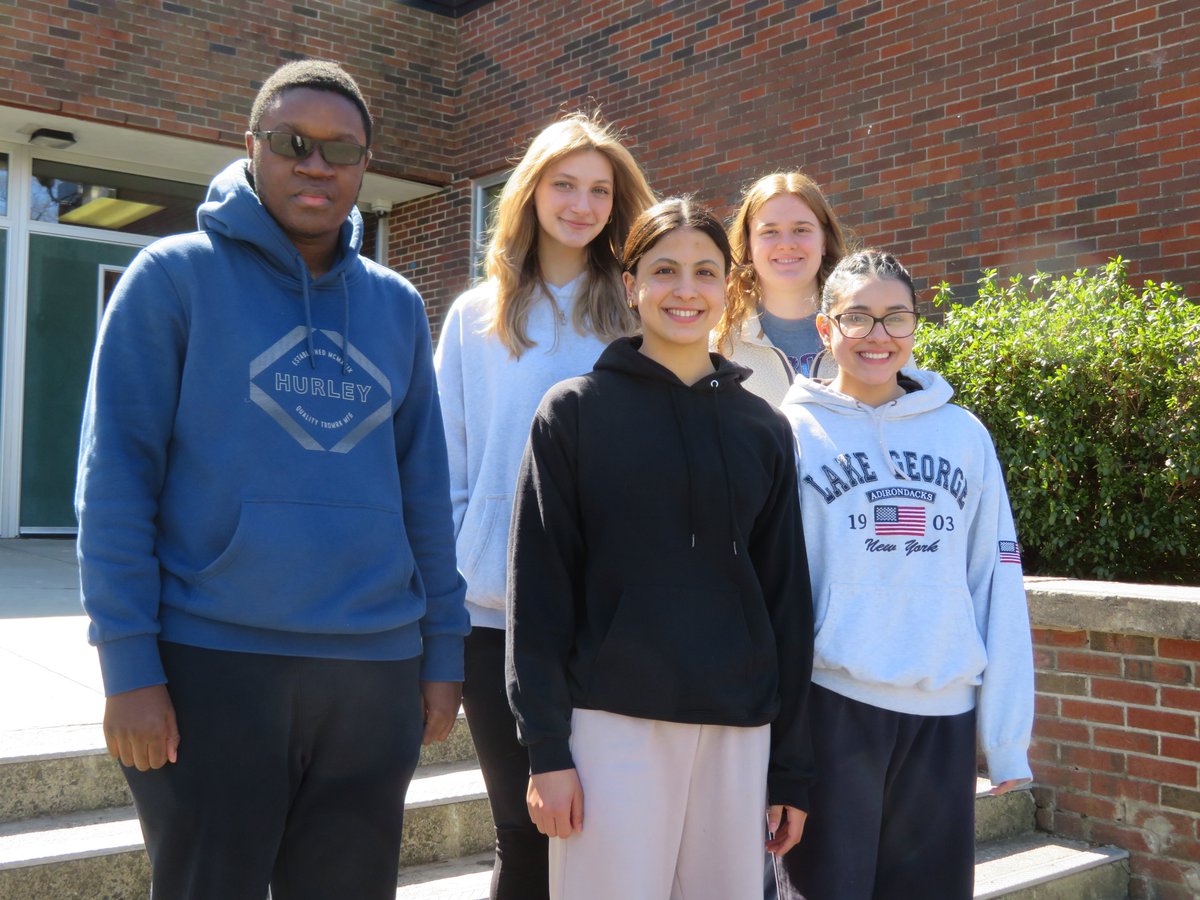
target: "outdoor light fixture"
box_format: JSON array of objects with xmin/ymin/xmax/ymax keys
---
[
  {"xmin": 58, "ymin": 185, "xmax": 163, "ymax": 229},
  {"xmin": 28, "ymin": 128, "xmax": 77, "ymax": 150}
]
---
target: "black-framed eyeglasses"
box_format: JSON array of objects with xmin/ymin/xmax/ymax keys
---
[
  {"xmin": 252, "ymin": 131, "xmax": 368, "ymax": 166},
  {"xmin": 829, "ymin": 310, "xmax": 920, "ymax": 338}
]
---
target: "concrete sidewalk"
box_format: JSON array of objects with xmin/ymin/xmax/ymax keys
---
[{"xmin": 0, "ymin": 537, "xmax": 104, "ymax": 753}]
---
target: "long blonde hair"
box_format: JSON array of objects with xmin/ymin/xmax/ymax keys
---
[
  {"xmin": 714, "ymin": 172, "xmax": 850, "ymax": 355},
  {"xmin": 483, "ymin": 112, "xmax": 655, "ymax": 356}
]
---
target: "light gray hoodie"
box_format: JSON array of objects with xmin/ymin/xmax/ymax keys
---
[
  {"xmin": 434, "ymin": 278, "xmax": 607, "ymax": 629},
  {"xmin": 781, "ymin": 368, "xmax": 1034, "ymax": 785}
]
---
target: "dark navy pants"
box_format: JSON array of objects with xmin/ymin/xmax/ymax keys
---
[
  {"xmin": 461, "ymin": 626, "xmax": 549, "ymax": 900},
  {"xmin": 123, "ymin": 642, "xmax": 424, "ymax": 900},
  {"xmin": 775, "ymin": 684, "xmax": 977, "ymax": 900}
]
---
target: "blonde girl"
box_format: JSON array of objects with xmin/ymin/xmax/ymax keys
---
[{"xmin": 433, "ymin": 111, "xmax": 654, "ymax": 900}]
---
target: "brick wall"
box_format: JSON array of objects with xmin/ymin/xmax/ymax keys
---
[
  {"xmin": 1032, "ymin": 625, "xmax": 1200, "ymax": 899},
  {"xmin": 0, "ymin": 0, "xmax": 458, "ymax": 179},
  {"xmin": 4, "ymin": 1, "xmax": 1196, "ymax": 333},
  {"xmin": 387, "ymin": 0, "xmax": 1200, "ymax": 332}
]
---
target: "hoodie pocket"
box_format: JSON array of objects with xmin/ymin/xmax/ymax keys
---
[
  {"xmin": 588, "ymin": 584, "xmax": 764, "ymax": 714},
  {"xmin": 458, "ymin": 493, "xmax": 511, "ymax": 607},
  {"xmin": 814, "ymin": 581, "xmax": 987, "ymax": 693},
  {"xmin": 189, "ymin": 499, "xmax": 415, "ymax": 633}
]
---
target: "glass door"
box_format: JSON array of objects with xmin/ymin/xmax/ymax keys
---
[{"xmin": 19, "ymin": 234, "xmax": 138, "ymax": 529}]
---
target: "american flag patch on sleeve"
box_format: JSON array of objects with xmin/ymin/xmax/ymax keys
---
[{"xmin": 999, "ymin": 541, "xmax": 1023, "ymax": 565}]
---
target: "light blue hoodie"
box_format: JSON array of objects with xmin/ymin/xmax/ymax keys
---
[
  {"xmin": 434, "ymin": 278, "xmax": 606, "ymax": 629},
  {"xmin": 781, "ymin": 368, "xmax": 1034, "ymax": 785},
  {"xmin": 76, "ymin": 159, "xmax": 468, "ymax": 696}
]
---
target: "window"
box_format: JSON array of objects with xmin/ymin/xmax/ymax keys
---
[
  {"xmin": 471, "ymin": 171, "xmax": 510, "ymax": 277},
  {"xmin": 30, "ymin": 160, "xmax": 205, "ymax": 236},
  {"xmin": 0, "ymin": 153, "xmax": 8, "ymax": 216}
]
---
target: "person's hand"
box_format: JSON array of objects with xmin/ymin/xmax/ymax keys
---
[
  {"xmin": 103, "ymin": 684, "xmax": 180, "ymax": 771},
  {"xmin": 988, "ymin": 779, "xmax": 1026, "ymax": 796},
  {"xmin": 420, "ymin": 680, "xmax": 462, "ymax": 744},
  {"xmin": 766, "ymin": 804, "xmax": 807, "ymax": 856},
  {"xmin": 527, "ymin": 769, "xmax": 584, "ymax": 838}
]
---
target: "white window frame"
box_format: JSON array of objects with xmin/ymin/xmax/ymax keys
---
[{"xmin": 470, "ymin": 169, "xmax": 511, "ymax": 278}]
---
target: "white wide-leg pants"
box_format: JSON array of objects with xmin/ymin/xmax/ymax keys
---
[{"xmin": 549, "ymin": 708, "xmax": 770, "ymax": 900}]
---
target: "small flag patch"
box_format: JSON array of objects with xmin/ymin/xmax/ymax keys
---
[
  {"xmin": 874, "ymin": 505, "xmax": 926, "ymax": 536},
  {"xmin": 999, "ymin": 541, "xmax": 1023, "ymax": 565}
]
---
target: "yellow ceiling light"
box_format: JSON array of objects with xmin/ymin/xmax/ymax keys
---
[{"xmin": 59, "ymin": 197, "xmax": 164, "ymax": 229}]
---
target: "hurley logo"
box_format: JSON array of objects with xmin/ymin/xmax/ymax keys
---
[{"xmin": 249, "ymin": 326, "xmax": 392, "ymax": 453}]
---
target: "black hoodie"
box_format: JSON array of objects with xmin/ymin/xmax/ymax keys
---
[{"xmin": 506, "ymin": 336, "xmax": 815, "ymax": 809}]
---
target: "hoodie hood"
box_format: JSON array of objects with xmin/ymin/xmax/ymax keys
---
[
  {"xmin": 197, "ymin": 158, "xmax": 364, "ymax": 278},
  {"xmin": 782, "ymin": 366, "xmax": 954, "ymax": 417},
  {"xmin": 594, "ymin": 334, "xmax": 753, "ymax": 390},
  {"xmin": 197, "ymin": 158, "xmax": 364, "ymax": 372},
  {"xmin": 595, "ymin": 336, "xmax": 755, "ymax": 556},
  {"xmin": 782, "ymin": 367, "xmax": 955, "ymax": 478}
]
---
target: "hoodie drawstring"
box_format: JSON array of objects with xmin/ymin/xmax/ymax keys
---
[
  {"xmin": 300, "ymin": 267, "xmax": 352, "ymax": 374},
  {"xmin": 340, "ymin": 272, "xmax": 350, "ymax": 374},
  {"xmin": 667, "ymin": 386, "xmax": 698, "ymax": 550},
  {"xmin": 301, "ymin": 270, "xmax": 317, "ymax": 369},
  {"xmin": 873, "ymin": 404, "xmax": 905, "ymax": 478},
  {"xmin": 710, "ymin": 379, "xmax": 740, "ymax": 557}
]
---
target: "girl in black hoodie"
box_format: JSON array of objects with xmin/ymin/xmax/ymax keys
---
[{"xmin": 506, "ymin": 198, "xmax": 815, "ymax": 900}]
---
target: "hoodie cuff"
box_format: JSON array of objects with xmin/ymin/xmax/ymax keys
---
[
  {"xmin": 528, "ymin": 738, "xmax": 576, "ymax": 775},
  {"xmin": 97, "ymin": 634, "xmax": 166, "ymax": 697},
  {"xmin": 768, "ymin": 774, "xmax": 812, "ymax": 814},
  {"xmin": 985, "ymin": 742, "xmax": 1033, "ymax": 786},
  {"xmin": 419, "ymin": 634, "xmax": 465, "ymax": 683}
]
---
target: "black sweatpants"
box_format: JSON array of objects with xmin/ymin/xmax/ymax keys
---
[
  {"xmin": 461, "ymin": 626, "xmax": 549, "ymax": 900},
  {"xmin": 123, "ymin": 642, "xmax": 424, "ymax": 900},
  {"xmin": 775, "ymin": 684, "xmax": 977, "ymax": 900}
]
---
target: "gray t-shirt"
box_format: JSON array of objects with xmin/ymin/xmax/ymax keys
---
[{"xmin": 758, "ymin": 308, "xmax": 822, "ymax": 377}]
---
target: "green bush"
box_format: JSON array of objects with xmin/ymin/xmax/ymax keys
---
[{"xmin": 914, "ymin": 259, "xmax": 1200, "ymax": 584}]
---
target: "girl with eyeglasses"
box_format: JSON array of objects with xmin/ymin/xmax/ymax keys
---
[
  {"xmin": 713, "ymin": 173, "xmax": 852, "ymax": 405},
  {"xmin": 774, "ymin": 250, "xmax": 1034, "ymax": 900},
  {"xmin": 433, "ymin": 111, "xmax": 654, "ymax": 900}
]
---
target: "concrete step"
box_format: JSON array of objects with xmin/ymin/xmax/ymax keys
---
[
  {"xmin": 0, "ymin": 757, "xmax": 493, "ymax": 899},
  {"xmin": 974, "ymin": 832, "xmax": 1130, "ymax": 899},
  {"xmin": 0, "ymin": 712, "xmax": 477, "ymax": 825},
  {"xmin": 393, "ymin": 836, "xmax": 1132, "ymax": 900},
  {"xmin": 395, "ymin": 852, "xmax": 492, "ymax": 899},
  {"xmin": 974, "ymin": 778, "xmax": 1036, "ymax": 844},
  {"xmin": 392, "ymin": 833, "xmax": 1131, "ymax": 900}
]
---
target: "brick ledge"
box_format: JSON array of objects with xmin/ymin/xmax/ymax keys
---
[{"xmin": 1025, "ymin": 576, "xmax": 1200, "ymax": 641}]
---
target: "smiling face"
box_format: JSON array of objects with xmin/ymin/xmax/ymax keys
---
[
  {"xmin": 624, "ymin": 226, "xmax": 726, "ymax": 370},
  {"xmin": 532, "ymin": 149, "xmax": 615, "ymax": 262},
  {"xmin": 818, "ymin": 275, "xmax": 916, "ymax": 407},
  {"xmin": 748, "ymin": 193, "xmax": 826, "ymax": 311},
  {"xmin": 245, "ymin": 86, "xmax": 370, "ymax": 275}
]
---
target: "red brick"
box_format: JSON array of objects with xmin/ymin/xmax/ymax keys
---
[
  {"xmin": 1037, "ymin": 628, "xmax": 1089, "ymax": 649},
  {"xmin": 1094, "ymin": 727, "xmax": 1159, "ymax": 755},
  {"xmin": 1162, "ymin": 640, "xmax": 1200, "ymax": 663},
  {"xmin": 1161, "ymin": 737, "xmax": 1200, "ymax": 764},
  {"xmin": 1091, "ymin": 771, "xmax": 1161, "ymax": 803},
  {"xmin": 1061, "ymin": 744, "xmax": 1127, "ymax": 773},
  {"xmin": 1060, "ymin": 699, "xmax": 1126, "ymax": 726},
  {"xmin": 1091, "ymin": 677, "xmax": 1158, "ymax": 707},
  {"xmin": 1057, "ymin": 791, "xmax": 1120, "ymax": 820},
  {"xmin": 1091, "ymin": 632, "xmax": 1157, "ymax": 656},
  {"xmin": 1128, "ymin": 708, "xmax": 1199, "ymax": 738},
  {"xmin": 1129, "ymin": 755, "xmax": 1198, "ymax": 788},
  {"xmin": 1057, "ymin": 651, "xmax": 1124, "ymax": 676},
  {"xmin": 1162, "ymin": 688, "xmax": 1200, "ymax": 714}
]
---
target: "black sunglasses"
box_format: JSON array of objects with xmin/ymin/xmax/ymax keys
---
[{"xmin": 252, "ymin": 130, "xmax": 368, "ymax": 166}]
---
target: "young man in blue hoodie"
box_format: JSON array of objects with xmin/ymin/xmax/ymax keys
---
[{"xmin": 75, "ymin": 60, "xmax": 468, "ymax": 899}]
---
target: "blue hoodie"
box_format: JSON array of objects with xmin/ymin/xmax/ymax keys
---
[{"xmin": 76, "ymin": 159, "xmax": 468, "ymax": 697}]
